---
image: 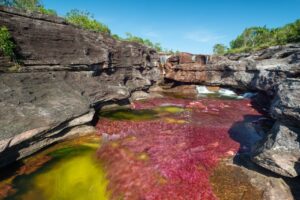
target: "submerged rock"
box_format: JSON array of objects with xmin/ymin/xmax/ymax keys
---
[{"xmin": 210, "ymin": 161, "xmax": 293, "ymax": 200}]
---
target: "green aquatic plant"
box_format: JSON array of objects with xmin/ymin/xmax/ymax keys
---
[
  {"xmin": 20, "ymin": 153, "xmax": 109, "ymax": 200},
  {"xmin": 99, "ymin": 108, "xmax": 158, "ymax": 121},
  {"xmin": 154, "ymin": 106, "xmax": 185, "ymax": 114},
  {"xmin": 7, "ymin": 138, "xmax": 110, "ymax": 200},
  {"xmin": 99, "ymin": 106, "xmax": 185, "ymax": 121}
]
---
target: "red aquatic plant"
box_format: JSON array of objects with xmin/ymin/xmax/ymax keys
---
[{"xmin": 96, "ymin": 97, "xmax": 262, "ymax": 200}]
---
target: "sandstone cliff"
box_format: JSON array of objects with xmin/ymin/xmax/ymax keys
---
[{"xmin": 0, "ymin": 6, "xmax": 160, "ymax": 167}]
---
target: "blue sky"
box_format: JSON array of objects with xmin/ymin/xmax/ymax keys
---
[{"xmin": 43, "ymin": 0, "xmax": 300, "ymax": 54}]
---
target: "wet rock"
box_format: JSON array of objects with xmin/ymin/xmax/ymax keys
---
[
  {"xmin": 210, "ymin": 162, "xmax": 293, "ymax": 200},
  {"xmin": 130, "ymin": 91, "xmax": 150, "ymax": 101}
]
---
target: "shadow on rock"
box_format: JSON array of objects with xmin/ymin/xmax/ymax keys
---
[{"xmin": 228, "ymin": 114, "xmax": 300, "ymax": 200}]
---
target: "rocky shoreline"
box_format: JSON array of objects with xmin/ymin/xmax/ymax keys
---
[
  {"xmin": 162, "ymin": 46, "xmax": 300, "ymax": 178},
  {"xmin": 0, "ymin": 5, "xmax": 299, "ymax": 186}
]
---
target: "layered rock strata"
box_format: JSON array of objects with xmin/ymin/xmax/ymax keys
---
[{"xmin": 0, "ymin": 6, "xmax": 160, "ymax": 167}]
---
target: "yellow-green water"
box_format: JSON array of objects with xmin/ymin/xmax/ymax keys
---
[
  {"xmin": 99, "ymin": 106, "xmax": 184, "ymax": 121},
  {"xmin": 3, "ymin": 137, "xmax": 110, "ymax": 200}
]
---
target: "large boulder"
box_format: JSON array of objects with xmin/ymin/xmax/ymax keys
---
[
  {"xmin": 252, "ymin": 121, "xmax": 300, "ymax": 177},
  {"xmin": 253, "ymin": 79, "xmax": 300, "ymax": 177}
]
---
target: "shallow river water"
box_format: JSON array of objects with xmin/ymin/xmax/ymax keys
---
[{"xmin": 0, "ymin": 96, "xmax": 266, "ymax": 200}]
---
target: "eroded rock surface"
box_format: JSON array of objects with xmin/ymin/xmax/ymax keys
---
[
  {"xmin": 0, "ymin": 6, "xmax": 160, "ymax": 167},
  {"xmin": 253, "ymin": 79, "xmax": 300, "ymax": 177},
  {"xmin": 164, "ymin": 44, "xmax": 300, "ymax": 92}
]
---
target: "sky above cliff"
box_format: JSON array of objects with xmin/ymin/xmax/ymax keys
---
[{"xmin": 43, "ymin": 0, "xmax": 300, "ymax": 54}]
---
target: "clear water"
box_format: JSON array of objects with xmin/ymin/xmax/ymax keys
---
[{"xmin": 0, "ymin": 136, "xmax": 110, "ymax": 200}]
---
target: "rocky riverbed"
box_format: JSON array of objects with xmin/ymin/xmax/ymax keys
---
[
  {"xmin": 0, "ymin": 96, "xmax": 294, "ymax": 200},
  {"xmin": 0, "ymin": 5, "xmax": 299, "ymax": 200}
]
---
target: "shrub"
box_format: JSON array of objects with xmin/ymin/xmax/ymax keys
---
[
  {"xmin": 0, "ymin": 26, "xmax": 15, "ymax": 58},
  {"xmin": 123, "ymin": 32, "xmax": 162, "ymax": 52},
  {"xmin": 65, "ymin": 10, "xmax": 111, "ymax": 34},
  {"xmin": 0, "ymin": 0, "xmax": 57, "ymax": 16},
  {"xmin": 213, "ymin": 44, "xmax": 227, "ymax": 55}
]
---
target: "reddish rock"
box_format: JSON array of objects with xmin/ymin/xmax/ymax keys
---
[{"xmin": 178, "ymin": 52, "xmax": 194, "ymax": 64}]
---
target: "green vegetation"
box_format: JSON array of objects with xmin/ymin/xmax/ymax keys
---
[
  {"xmin": 8, "ymin": 138, "xmax": 110, "ymax": 200},
  {"xmin": 0, "ymin": 0, "xmax": 57, "ymax": 15},
  {"xmin": 0, "ymin": 26, "xmax": 15, "ymax": 58},
  {"xmin": 124, "ymin": 32, "xmax": 162, "ymax": 51},
  {"xmin": 65, "ymin": 9, "xmax": 111, "ymax": 34},
  {"xmin": 99, "ymin": 108, "xmax": 158, "ymax": 121},
  {"xmin": 0, "ymin": 0, "xmax": 171, "ymax": 53},
  {"xmin": 112, "ymin": 33, "xmax": 180, "ymax": 53},
  {"xmin": 213, "ymin": 44, "xmax": 227, "ymax": 55},
  {"xmin": 214, "ymin": 19, "xmax": 300, "ymax": 54}
]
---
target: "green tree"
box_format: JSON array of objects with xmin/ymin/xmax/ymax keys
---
[
  {"xmin": 213, "ymin": 44, "xmax": 227, "ymax": 55},
  {"xmin": 223, "ymin": 19, "xmax": 300, "ymax": 53},
  {"xmin": 112, "ymin": 34, "xmax": 121, "ymax": 40},
  {"xmin": 65, "ymin": 9, "xmax": 111, "ymax": 34}
]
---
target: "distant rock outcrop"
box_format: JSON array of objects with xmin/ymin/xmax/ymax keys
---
[{"xmin": 163, "ymin": 45, "xmax": 300, "ymax": 177}]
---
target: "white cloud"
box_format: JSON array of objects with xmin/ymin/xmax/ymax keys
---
[{"xmin": 184, "ymin": 30, "xmax": 225, "ymax": 43}]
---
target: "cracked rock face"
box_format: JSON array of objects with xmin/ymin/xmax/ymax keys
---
[
  {"xmin": 0, "ymin": 7, "xmax": 160, "ymax": 167},
  {"xmin": 253, "ymin": 79, "xmax": 300, "ymax": 177},
  {"xmin": 252, "ymin": 121, "xmax": 300, "ymax": 177}
]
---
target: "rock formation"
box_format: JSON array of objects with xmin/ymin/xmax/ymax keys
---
[
  {"xmin": 0, "ymin": 6, "xmax": 160, "ymax": 167},
  {"xmin": 163, "ymin": 45, "xmax": 300, "ymax": 177},
  {"xmin": 0, "ymin": 5, "xmax": 299, "ymax": 182}
]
